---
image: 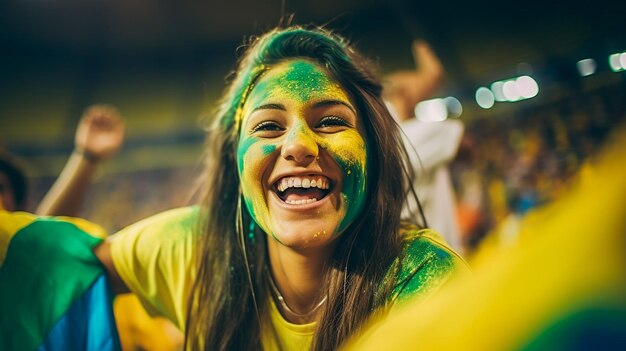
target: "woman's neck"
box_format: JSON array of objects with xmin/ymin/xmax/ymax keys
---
[{"xmin": 267, "ymin": 239, "xmax": 332, "ymax": 324}]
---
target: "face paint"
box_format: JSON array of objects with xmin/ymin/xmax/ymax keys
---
[
  {"xmin": 236, "ymin": 59, "xmax": 368, "ymax": 248},
  {"xmin": 327, "ymin": 134, "xmax": 368, "ymax": 234},
  {"xmin": 237, "ymin": 136, "xmax": 276, "ymax": 239}
]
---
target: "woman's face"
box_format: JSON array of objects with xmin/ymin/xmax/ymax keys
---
[{"xmin": 237, "ymin": 59, "xmax": 368, "ymax": 250}]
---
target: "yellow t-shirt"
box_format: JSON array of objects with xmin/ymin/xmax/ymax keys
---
[
  {"xmin": 109, "ymin": 206, "xmax": 465, "ymax": 349},
  {"xmin": 262, "ymin": 298, "xmax": 315, "ymax": 350},
  {"xmin": 110, "ymin": 206, "xmax": 201, "ymax": 330}
]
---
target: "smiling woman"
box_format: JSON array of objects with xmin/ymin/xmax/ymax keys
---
[
  {"xmin": 238, "ymin": 59, "xmax": 367, "ymax": 248},
  {"xmin": 91, "ymin": 25, "xmax": 468, "ymax": 351}
]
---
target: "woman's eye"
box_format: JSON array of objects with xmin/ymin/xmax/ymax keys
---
[
  {"xmin": 317, "ymin": 116, "xmax": 351, "ymax": 129},
  {"xmin": 251, "ymin": 121, "xmax": 283, "ymax": 133}
]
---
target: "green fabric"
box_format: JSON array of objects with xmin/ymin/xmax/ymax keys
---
[{"xmin": 0, "ymin": 217, "xmax": 104, "ymax": 350}]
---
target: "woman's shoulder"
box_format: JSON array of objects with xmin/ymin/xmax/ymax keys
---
[
  {"xmin": 397, "ymin": 222, "xmax": 461, "ymax": 262},
  {"xmin": 127, "ymin": 205, "xmax": 202, "ymax": 228},
  {"xmin": 112, "ymin": 205, "xmax": 202, "ymax": 241},
  {"xmin": 109, "ymin": 206, "xmax": 204, "ymax": 275},
  {"xmin": 387, "ymin": 222, "xmax": 468, "ymax": 304}
]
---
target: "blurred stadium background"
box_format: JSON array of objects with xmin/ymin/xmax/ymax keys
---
[{"xmin": 1, "ymin": 0, "xmax": 624, "ymax": 252}]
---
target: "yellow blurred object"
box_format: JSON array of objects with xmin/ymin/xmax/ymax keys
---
[
  {"xmin": 487, "ymin": 177, "xmax": 509, "ymax": 225},
  {"xmin": 114, "ymin": 294, "xmax": 184, "ymax": 351},
  {"xmin": 344, "ymin": 127, "xmax": 626, "ymax": 350}
]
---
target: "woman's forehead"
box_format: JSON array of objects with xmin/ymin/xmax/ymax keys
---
[{"xmin": 244, "ymin": 59, "xmax": 352, "ymax": 110}]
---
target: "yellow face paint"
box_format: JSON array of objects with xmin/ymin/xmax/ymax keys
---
[{"xmin": 237, "ymin": 59, "xmax": 368, "ymax": 245}]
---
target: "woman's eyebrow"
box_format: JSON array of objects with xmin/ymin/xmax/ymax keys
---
[
  {"xmin": 312, "ymin": 99, "xmax": 356, "ymax": 114},
  {"xmin": 252, "ymin": 103, "xmax": 286, "ymax": 112}
]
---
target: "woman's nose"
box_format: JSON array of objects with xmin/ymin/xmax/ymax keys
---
[{"xmin": 281, "ymin": 124, "xmax": 319, "ymax": 165}]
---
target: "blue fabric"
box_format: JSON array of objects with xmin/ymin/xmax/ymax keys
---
[{"xmin": 38, "ymin": 275, "xmax": 121, "ymax": 351}]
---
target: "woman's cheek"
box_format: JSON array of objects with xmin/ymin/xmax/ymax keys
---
[
  {"xmin": 325, "ymin": 131, "xmax": 368, "ymax": 234},
  {"xmin": 238, "ymin": 137, "xmax": 276, "ymax": 232}
]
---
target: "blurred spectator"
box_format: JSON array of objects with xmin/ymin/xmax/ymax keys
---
[
  {"xmin": 0, "ymin": 154, "xmax": 28, "ymax": 212},
  {"xmin": 36, "ymin": 104, "xmax": 125, "ymax": 216},
  {"xmin": 23, "ymin": 104, "xmax": 184, "ymax": 351},
  {"xmin": 453, "ymin": 86, "xmax": 624, "ymax": 253},
  {"xmin": 384, "ymin": 40, "xmax": 465, "ymax": 253}
]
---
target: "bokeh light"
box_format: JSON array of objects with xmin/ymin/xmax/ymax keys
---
[
  {"xmin": 620, "ymin": 53, "xmax": 626, "ymax": 71},
  {"xmin": 415, "ymin": 98, "xmax": 448, "ymax": 122},
  {"xmin": 490, "ymin": 81, "xmax": 506, "ymax": 102},
  {"xmin": 576, "ymin": 58, "xmax": 596, "ymax": 76},
  {"xmin": 475, "ymin": 87, "xmax": 495, "ymax": 109},
  {"xmin": 444, "ymin": 96, "xmax": 463, "ymax": 118},
  {"xmin": 609, "ymin": 53, "xmax": 624, "ymax": 72},
  {"xmin": 502, "ymin": 80, "xmax": 521, "ymax": 101},
  {"xmin": 516, "ymin": 75, "xmax": 539, "ymax": 99}
]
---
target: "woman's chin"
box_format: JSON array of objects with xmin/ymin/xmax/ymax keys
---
[{"xmin": 268, "ymin": 220, "xmax": 340, "ymax": 251}]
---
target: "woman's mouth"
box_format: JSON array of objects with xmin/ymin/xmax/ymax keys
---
[{"xmin": 273, "ymin": 175, "xmax": 332, "ymax": 205}]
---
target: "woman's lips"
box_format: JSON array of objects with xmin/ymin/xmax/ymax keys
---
[{"xmin": 269, "ymin": 189, "xmax": 333, "ymax": 211}]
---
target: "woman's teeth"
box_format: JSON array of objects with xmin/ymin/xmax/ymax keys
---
[
  {"xmin": 276, "ymin": 176, "xmax": 330, "ymax": 193},
  {"xmin": 285, "ymin": 198, "xmax": 318, "ymax": 205}
]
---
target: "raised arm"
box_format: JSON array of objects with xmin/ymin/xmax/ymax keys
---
[
  {"xmin": 36, "ymin": 105, "xmax": 125, "ymax": 216},
  {"xmin": 383, "ymin": 40, "xmax": 444, "ymax": 122}
]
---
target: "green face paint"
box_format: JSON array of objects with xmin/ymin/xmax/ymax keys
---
[
  {"xmin": 236, "ymin": 59, "xmax": 368, "ymax": 246},
  {"xmin": 237, "ymin": 135, "xmax": 276, "ymax": 239},
  {"xmin": 333, "ymin": 146, "xmax": 368, "ymax": 234}
]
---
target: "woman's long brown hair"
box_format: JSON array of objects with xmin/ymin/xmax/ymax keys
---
[{"xmin": 185, "ymin": 25, "xmax": 419, "ymax": 350}]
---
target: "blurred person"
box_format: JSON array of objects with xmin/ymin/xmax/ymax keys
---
[
  {"xmin": 1, "ymin": 106, "xmax": 182, "ymax": 350},
  {"xmin": 0, "ymin": 154, "xmax": 28, "ymax": 212},
  {"xmin": 36, "ymin": 104, "xmax": 125, "ymax": 216},
  {"xmin": 1, "ymin": 155, "xmax": 119, "ymax": 350},
  {"xmin": 34, "ymin": 105, "xmax": 184, "ymax": 351},
  {"xmin": 384, "ymin": 40, "xmax": 465, "ymax": 253},
  {"xmin": 344, "ymin": 124, "xmax": 626, "ymax": 351}
]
